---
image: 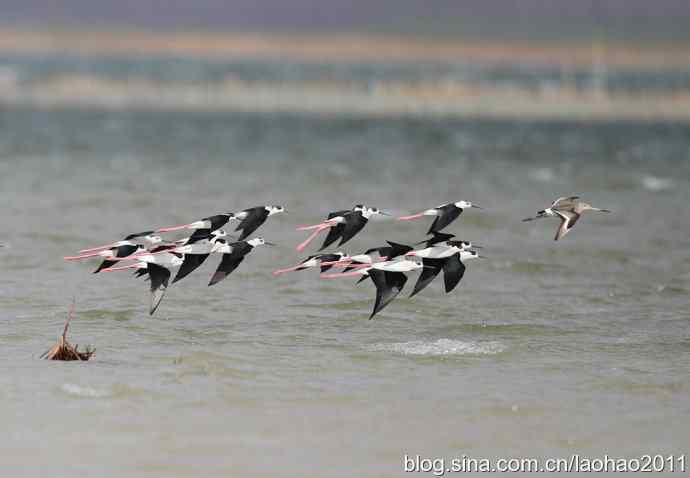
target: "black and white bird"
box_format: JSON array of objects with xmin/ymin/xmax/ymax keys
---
[
  {"xmin": 365, "ymin": 260, "xmax": 424, "ymax": 319},
  {"xmin": 414, "ymin": 231, "xmax": 480, "ymax": 250},
  {"xmin": 64, "ymin": 241, "xmax": 147, "ymax": 273},
  {"xmin": 320, "ymin": 258, "xmax": 424, "ymax": 318},
  {"xmin": 208, "ymin": 237, "xmax": 274, "ymax": 286},
  {"xmin": 273, "ymin": 252, "xmax": 346, "ymax": 276},
  {"xmin": 320, "ymin": 241, "xmax": 413, "ymax": 282},
  {"xmin": 101, "ymin": 251, "xmax": 184, "ymax": 315},
  {"xmin": 409, "ymin": 249, "xmax": 482, "ymax": 298},
  {"xmin": 398, "ymin": 201, "xmax": 481, "ymax": 234},
  {"xmin": 166, "ymin": 231, "xmax": 228, "ymax": 283},
  {"xmin": 77, "ymin": 231, "xmax": 163, "ymax": 255},
  {"xmin": 230, "ymin": 205, "xmax": 286, "ymax": 241},
  {"xmin": 157, "ymin": 206, "xmax": 285, "ymax": 240},
  {"xmin": 296, "ymin": 205, "xmax": 389, "ymax": 252}
]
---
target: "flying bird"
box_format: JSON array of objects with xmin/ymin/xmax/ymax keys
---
[
  {"xmin": 209, "ymin": 237, "xmax": 274, "ymax": 286},
  {"xmin": 523, "ymin": 197, "xmax": 611, "ymax": 240},
  {"xmin": 296, "ymin": 205, "xmax": 389, "ymax": 252},
  {"xmin": 76, "ymin": 231, "xmax": 163, "ymax": 255},
  {"xmin": 101, "ymin": 252, "xmax": 184, "ymax": 315},
  {"xmin": 321, "ymin": 258, "xmax": 425, "ymax": 318},
  {"xmin": 410, "ymin": 249, "xmax": 482, "ymax": 297},
  {"xmin": 231, "ymin": 205, "xmax": 286, "ymax": 241},
  {"xmin": 398, "ymin": 201, "xmax": 481, "ymax": 234},
  {"xmin": 64, "ymin": 242, "xmax": 147, "ymax": 273},
  {"xmin": 522, "ymin": 196, "xmax": 580, "ymax": 222},
  {"xmin": 273, "ymin": 252, "xmax": 346, "ymax": 276}
]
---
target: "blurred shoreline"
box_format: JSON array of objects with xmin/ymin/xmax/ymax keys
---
[
  {"xmin": 1, "ymin": 28, "xmax": 690, "ymax": 121},
  {"xmin": 1, "ymin": 27, "xmax": 689, "ymax": 69}
]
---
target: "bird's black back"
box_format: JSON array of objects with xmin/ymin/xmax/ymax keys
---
[
  {"xmin": 236, "ymin": 207, "xmax": 270, "ymax": 241},
  {"xmin": 428, "ymin": 204, "xmax": 462, "ymax": 234}
]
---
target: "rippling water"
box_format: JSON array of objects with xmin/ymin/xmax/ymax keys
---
[{"xmin": 1, "ymin": 56, "xmax": 690, "ymax": 476}]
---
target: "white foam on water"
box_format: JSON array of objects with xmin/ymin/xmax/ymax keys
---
[
  {"xmin": 60, "ymin": 383, "xmax": 111, "ymax": 398},
  {"xmin": 641, "ymin": 175, "xmax": 674, "ymax": 192},
  {"xmin": 369, "ymin": 339, "xmax": 505, "ymax": 356},
  {"xmin": 529, "ymin": 168, "xmax": 555, "ymax": 182}
]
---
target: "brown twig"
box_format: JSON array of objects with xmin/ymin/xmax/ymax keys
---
[{"xmin": 42, "ymin": 298, "xmax": 95, "ymax": 361}]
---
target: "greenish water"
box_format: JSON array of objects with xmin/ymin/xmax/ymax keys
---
[{"xmin": 0, "ymin": 55, "xmax": 689, "ymax": 477}]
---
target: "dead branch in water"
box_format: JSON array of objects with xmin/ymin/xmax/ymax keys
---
[{"xmin": 41, "ymin": 298, "xmax": 95, "ymax": 361}]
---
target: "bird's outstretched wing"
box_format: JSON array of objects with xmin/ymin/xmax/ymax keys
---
[
  {"xmin": 236, "ymin": 207, "xmax": 270, "ymax": 241},
  {"xmin": 554, "ymin": 211, "xmax": 580, "ymax": 241},
  {"xmin": 385, "ymin": 241, "xmax": 413, "ymax": 259},
  {"xmin": 410, "ymin": 258, "xmax": 444, "ymax": 297},
  {"xmin": 418, "ymin": 231, "xmax": 455, "ymax": 247},
  {"xmin": 172, "ymin": 253, "xmax": 210, "ymax": 284},
  {"xmin": 369, "ymin": 269, "xmax": 408, "ymax": 319},
  {"xmin": 147, "ymin": 263, "xmax": 172, "ymax": 315},
  {"xmin": 93, "ymin": 260, "xmax": 118, "ymax": 274},
  {"xmin": 124, "ymin": 231, "xmax": 155, "ymax": 241},
  {"xmin": 208, "ymin": 253, "xmax": 245, "ymax": 286},
  {"xmin": 442, "ymin": 253, "xmax": 466, "ymax": 293},
  {"xmin": 551, "ymin": 196, "xmax": 580, "ymax": 208},
  {"xmin": 319, "ymin": 223, "xmax": 345, "ymax": 251},
  {"xmin": 428, "ymin": 204, "xmax": 462, "ymax": 234},
  {"xmin": 337, "ymin": 213, "xmax": 368, "ymax": 247},
  {"xmin": 187, "ymin": 229, "xmax": 213, "ymax": 244}
]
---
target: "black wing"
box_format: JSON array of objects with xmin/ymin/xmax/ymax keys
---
[
  {"xmin": 148, "ymin": 263, "xmax": 172, "ymax": 315},
  {"xmin": 319, "ymin": 223, "xmax": 345, "ymax": 251},
  {"xmin": 205, "ymin": 214, "xmax": 231, "ymax": 231},
  {"xmin": 318, "ymin": 210, "xmax": 355, "ymax": 250},
  {"xmin": 442, "ymin": 253, "xmax": 466, "ymax": 293},
  {"xmin": 115, "ymin": 244, "xmax": 140, "ymax": 258},
  {"xmin": 428, "ymin": 204, "xmax": 462, "ymax": 234},
  {"xmin": 418, "ymin": 231, "xmax": 455, "ymax": 247},
  {"xmin": 208, "ymin": 250, "xmax": 248, "ymax": 286},
  {"xmin": 93, "ymin": 260, "xmax": 118, "ymax": 274},
  {"xmin": 385, "ymin": 241, "xmax": 413, "ymax": 259},
  {"xmin": 124, "ymin": 231, "xmax": 154, "ymax": 240},
  {"xmin": 369, "ymin": 269, "xmax": 408, "ymax": 319},
  {"xmin": 172, "ymin": 253, "xmax": 210, "ymax": 284},
  {"xmin": 328, "ymin": 209, "xmax": 351, "ymax": 220},
  {"xmin": 187, "ymin": 229, "xmax": 213, "ymax": 244},
  {"xmin": 236, "ymin": 207, "xmax": 270, "ymax": 241},
  {"xmin": 134, "ymin": 269, "xmax": 148, "ymax": 279},
  {"xmin": 337, "ymin": 213, "xmax": 368, "ymax": 247},
  {"xmin": 409, "ymin": 258, "xmax": 445, "ymax": 297}
]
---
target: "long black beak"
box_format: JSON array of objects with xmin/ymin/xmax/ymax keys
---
[
  {"xmin": 472, "ymin": 204, "xmax": 483, "ymax": 209},
  {"xmin": 472, "ymin": 244, "xmax": 483, "ymax": 249},
  {"xmin": 264, "ymin": 241, "xmax": 277, "ymax": 246},
  {"xmin": 379, "ymin": 211, "xmax": 391, "ymax": 216}
]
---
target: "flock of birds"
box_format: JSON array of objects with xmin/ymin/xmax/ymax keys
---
[{"xmin": 64, "ymin": 196, "xmax": 611, "ymax": 318}]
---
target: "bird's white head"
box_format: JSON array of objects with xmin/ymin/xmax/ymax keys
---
[
  {"xmin": 361, "ymin": 206, "xmax": 390, "ymax": 219},
  {"xmin": 267, "ymin": 205, "xmax": 286, "ymax": 216},
  {"xmin": 455, "ymin": 200, "xmax": 480, "ymax": 210},
  {"xmin": 247, "ymin": 237, "xmax": 275, "ymax": 248},
  {"xmin": 211, "ymin": 239, "xmax": 231, "ymax": 254},
  {"xmin": 460, "ymin": 250, "xmax": 481, "ymax": 261},
  {"xmin": 145, "ymin": 235, "xmax": 163, "ymax": 246},
  {"xmin": 136, "ymin": 254, "xmax": 157, "ymax": 263}
]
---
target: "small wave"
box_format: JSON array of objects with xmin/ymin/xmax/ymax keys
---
[
  {"xmin": 369, "ymin": 339, "xmax": 505, "ymax": 356},
  {"xmin": 641, "ymin": 175, "xmax": 674, "ymax": 192},
  {"xmin": 529, "ymin": 168, "xmax": 555, "ymax": 183},
  {"xmin": 60, "ymin": 383, "xmax": 111, "ymax": 398}
]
